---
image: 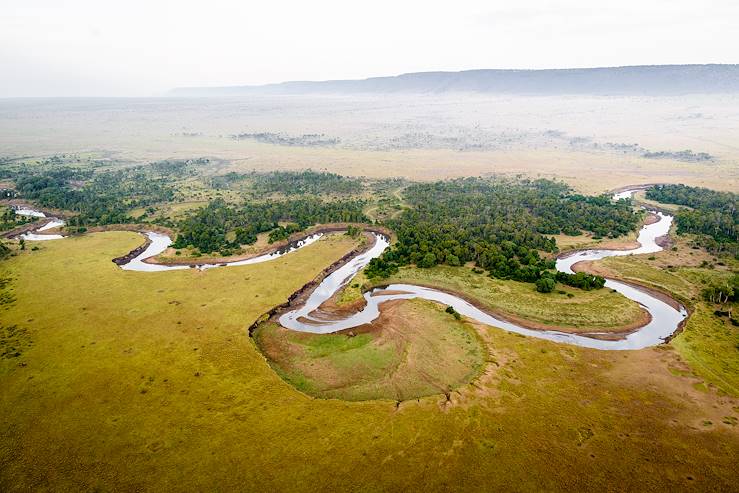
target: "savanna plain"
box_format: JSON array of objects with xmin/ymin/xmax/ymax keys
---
[{"xmin": 0, "ymin": 94, "xmax": 738, "ymax": 492}]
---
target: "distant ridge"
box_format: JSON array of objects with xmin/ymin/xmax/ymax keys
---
[{"xmin": 170, "ymin": 64, "xmax": 739, "ymax": 97}]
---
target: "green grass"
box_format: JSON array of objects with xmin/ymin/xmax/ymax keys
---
[
  {"xmin": 296, "ymin": 332, "xmax": 374, "ymax": 357},
  {"xmin": 365, "ymin": 265, "xmax": 647, "ymax": 332},
  {"xmin": 255, "ymin": 299, "xmax": 485, "ymax": 401},
  {"xmin": 600, "ymin": 257, "xmax": 703, "ymax": 301},
  {"xmin": 599, "ymin": 254, "xmax": 739, "ymax": 396},
  {"xmin": 0, "ymin": 231, "xmax": 737, "ymax": 491},
  {"xmin": 671, "ymin": 305, "xmax": 738, "ymax": 396}
]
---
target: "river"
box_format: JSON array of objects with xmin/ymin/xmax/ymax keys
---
[
  {"xmin": 277, "ymin": 190, "xmax": 687, "ymax": 350},
  {"xmin": 14, "ymin": 188, "xmax": 687, "ymax": 349}
]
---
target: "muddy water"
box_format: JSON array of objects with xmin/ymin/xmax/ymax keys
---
[
  {"xmin": 121, "ymin": 231, "xmax": 324, "ymax": 272},
  {"xmin": 279, "ymin": 190, "xmax": 687, "ymax": 350},
  {"xmin": 16, "ymin": 189, "xmax": 688, "ymax": 349},
  {"xmin": 13, "ymin": 207, "xmax": 67, "ymax": 241}
]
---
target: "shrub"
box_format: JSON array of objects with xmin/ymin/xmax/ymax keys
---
[
  {"xmin": 445, "ymin": 305, "xmax": 462, "ymax": 320},
  {"xmin": 535, "ymin": 277, "xmax": 555, "ymax": 293},
  {"xmin": 417, "ymin": 252, "xmax": 437, "ymax": 268}
]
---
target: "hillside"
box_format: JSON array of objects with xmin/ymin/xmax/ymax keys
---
[{"xmin": 170, "ymin": 64, "xmax": 739, "ymax": 96}]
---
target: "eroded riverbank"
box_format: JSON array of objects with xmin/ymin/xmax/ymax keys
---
[{"xmin": 271, "ymin": 189, "xmax": 687, "ymax": 350}]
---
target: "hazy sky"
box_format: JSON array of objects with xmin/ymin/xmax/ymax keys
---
[{"xmin": 1, "ymin": 0, "xmax": 738, "ymax": 97}]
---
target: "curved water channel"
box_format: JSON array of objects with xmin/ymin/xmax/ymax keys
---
[
  {"xmin": 16, "ymin": 188, "xmax": 687, "ymax": 349},
  {"xmin": 120, "ymin": 232, "xmax": 324, "ymax": 272},
  {"xmin": 13, "ymin": 207, "xmax": 66, "ymax": 241},
  {"xmin": 278, "ymin": 189, "xmax": 687, "ymax": 350}
]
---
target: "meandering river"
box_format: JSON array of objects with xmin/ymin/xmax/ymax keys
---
[
  {"xmin": 277, "ymin": 190, "xmax": 687, "ymax": 350},
  {"xmin": 16, "ymin": 188, "xmax": 687, "ymax": 349},
  {"xmin": 13, "ymin": 207, "xmax": 66, "ymax": 241},
  {"xmin": 120, "ymin": 232, "xmax": 323, "ymax": 272}
]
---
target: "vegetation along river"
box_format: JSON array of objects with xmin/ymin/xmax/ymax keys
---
[{"xmin": 19, "ymin": 189, "xmax": 687, "ymax": 350}]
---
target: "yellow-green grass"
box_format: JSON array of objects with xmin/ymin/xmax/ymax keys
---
[
  {"xmin": 671, "ymin": 305, "xmax": 739, "ymax": 397},
  {"xmin": 131, "ymin": 200, "xmax": 210, "ymax": 219},
  {"xmin": 158, "ymin": 229, "xmax": 274, "ymax": 262},
  {"xmin": 549, "ymin": 229, "xmax": 640, "ymax": 252},
  {"xmin": 0, "ymin": 231, "xmax": 737, "ymax": 491},
  {"xmin": 597, "ymin": 254, "xmax": 739, "ymax": 396},
  {"xmin": 254, "ymin": 299, "xmax": 485, "ymax": 401},
  {"xmin": 633, "ymin": 190, "xmax": 689, "ymax": 213},
  {"xmin": 362, "ymin": 266, "xmax": 646, "ymax": 332}
]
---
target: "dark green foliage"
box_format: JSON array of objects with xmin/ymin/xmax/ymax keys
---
[
  {"xmin": 418, "ymin": 253, "xmax": 437, "ymax": 268},
  {"xmin": 0, "ymin": 207, "xmax": 36, "ymax": 232},
  {"xmin": 554, "ymin": 271, "xmax": 606, "ymax": 290},
  {"xmin": 0, "ymin": 241, "xmax": 10, "ymax": 259},
  {"xmin": 345, "ymin": 225, "xmax": 362, "ymax": 238},
  {"xmin": 645, "ymin": 184, "xmax": 738, "ymax": 255},
  {"xmin": 375, "ymin": 178, "xmax": 633, "ymax": 287},
  {"xmin": 535, "ymin": 277, "xmax": 556, "ymax": 293},
  {"xmin": 14, "ymin": 164, "xmax": 180, "ymax": 226},
  {"xmin": 251, "ymin": 170, "xmax": 363, "ymax": 196},
  {"xmin": 364, "ymin": 257, "xmax": 399, "ymax": 279},
  {"xmin": 172, "ymin": 198, "xmax": 368, "ymax": 253},
  {"xmin": 445, "ymin": 305, "xmax": 462, "ymax": 320},
  {"xmin": 268, "ymin": 224, "xmax": 301, "ymax": 244}
]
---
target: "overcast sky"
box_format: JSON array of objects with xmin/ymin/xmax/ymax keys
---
[{"xmin": 1, "ymin": 0, "xmax": 738, "ymax": 97}]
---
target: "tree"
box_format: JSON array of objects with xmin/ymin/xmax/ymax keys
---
[
  {"xmin": 445, "ymin": 305, "xmax": 462, "ymax": 320},
  {"xmin": 535, "ymin": 277, "xmax": 555, "ymax": 293},
  {"xmin": 0, "ymin": 241, "xmax": 10, "ymax": 259},
  {"xmin": 346, "ymin": 225, "xmax": 362, "ymax": 238},
  {"xmin": 418, "ymin": 252, "xmax": 437, "ymax": 268}
]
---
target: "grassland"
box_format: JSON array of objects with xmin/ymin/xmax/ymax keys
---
[
  {"xmin": 255, "ymin": 299, "xmax": 485, "ymax": 401},
  {"xmin": 548, "ymin": 227, "xmax": 641, "ymax": 252},
  {"xmin": 583, "ymin": 234, "xmax": 739, "ymax": 396},
  {"xmin": 0, "ymin": 230, "xmax": 737, "ymax": 491},
  {"xmin": 3, "ymin": 95, "xmax": 739, "ymax": 194},
  {"xmin": 353, "ymin": 265, "xmax": 648, "ymax": 333}
]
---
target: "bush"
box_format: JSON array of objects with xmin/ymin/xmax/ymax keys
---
[
  {"xmin": 445, "ymin": 305, "xmax": 462, "ymax": 320},
  {"xmin": 364, "ymin": 257, "xmax": 399, "ymax": 279},
  {"xmin": 417, "ymin": 252, "xmax": 437, "ymax": 268},
  {"xmin": 535, "ymin": 277, "xmax": 556, "ymax": 293},
  {"xmin": 345, "ymin": 225, "xmax": 362, "ymax": 238}
]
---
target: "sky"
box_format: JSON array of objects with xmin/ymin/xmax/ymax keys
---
[{"xmin": 1, "ymin": 0, "xmax": 738, "ymax": 97}]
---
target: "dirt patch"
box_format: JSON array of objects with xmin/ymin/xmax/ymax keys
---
[
  {"xmin": 643, "ymin": 212, "xmax": 660, "ymax": 225},
  {"xmin": 655, "ymin": 233, "xmax": 673, "ymax": 249}
]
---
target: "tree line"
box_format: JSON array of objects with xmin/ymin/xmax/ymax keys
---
[
  {"xmin": 11, "ymin": 159, "xmax": 208, "ymax": 228},
  {"xmin": 365, "ymin": 178, "xmax": 639, "ymax": 289},
  {"xmin": 250, "ymin": 170, "xmax": 364, "ymax": 196},
  {"xmin": 171, "ymin": 198, "xmax": 368, "ymax": 255},
  {"xmin": 645, "ymin": 184, "xmax": 738, "ymax": 255}
]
